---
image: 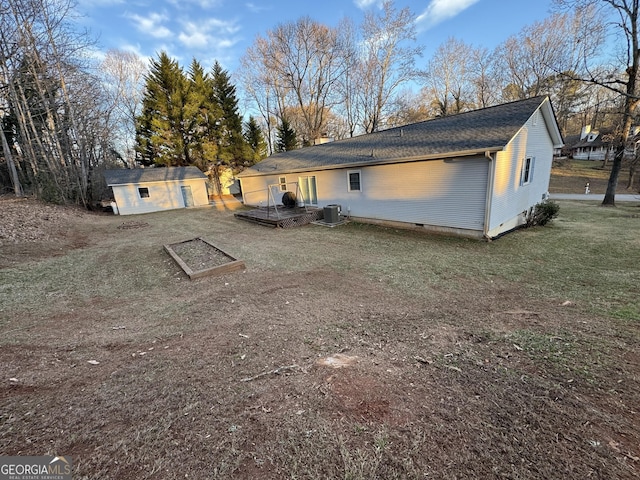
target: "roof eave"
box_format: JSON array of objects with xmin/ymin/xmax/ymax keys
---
[
  {"xmin": 106, "ymin": 176, "xmax": 206, "ymax": 186},
  {"xmin": 540, "ymin": 96, "xmax": 564, "ymax": 148}
]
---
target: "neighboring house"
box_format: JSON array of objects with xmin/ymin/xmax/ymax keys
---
[
  {"xmin": 560, "ymin": 133, "xmax": 581, "ymax": 158},
  {"xmin": 207, "ymin": 166, "xmax": 241, "ymax": 196},
  {"xmin": 237, "ymin": 96, "xmax": 563, "ymax": 239},
  {"xmin": 569, "ymin": 125, "xmax": 614, "ymax": 161},
  {"xmin": 104, "ymin": 166, "xmax": 209, "ymax": 215}
]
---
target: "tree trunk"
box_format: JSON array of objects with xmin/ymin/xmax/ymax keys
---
[
  {"xmin": 0, "ymin": 125, "xmax": 23, "ymax": 196},
  {"xmin": 602, "ymin": 145, "xmax": 624, "ymax": 205}
]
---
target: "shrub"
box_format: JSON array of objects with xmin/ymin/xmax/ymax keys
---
[{"xmin": 526, "ymin": 200, "xmax": 560, "ymax": 227}]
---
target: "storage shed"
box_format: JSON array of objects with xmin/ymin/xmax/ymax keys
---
[
  {"xmin": 104, "ymin": 166, "xmax": 209, "ymax": 215},
  {"xmin": 237, "ymin": 96, "xmax": 563, "ymax": 239}
]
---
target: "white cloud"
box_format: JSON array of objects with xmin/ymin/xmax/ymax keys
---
[
  {"xmin": 126, "ymin": 12, "xmax": 172, "ymax": 39},
  {"xmin": 204, "ymin": 18, "xmax": 241, "ymax": 35},
  {"xmin": 245, "ymin": 3, "xmax": 271, "ymax": 13},
  {"xmin": 176, "ymin": 18, "xmax": 241, "ymax": 49},
  {"xmin": 354, "ymin": 0, "xmax": 382, "ymax": 9},
  {"xmin": 78, "ymin": 0, "xmax": 124, "ymax": 7},
  {"xmin": 416, "ymin": 0, "xmax": 481, "ymax": 31},
  {"xmin": 167, "ymin": 0, "xmax": 223, "ymax": 8},
  {"xmin": 178, "ymin": 30, "xmax": 209, "ymax": 48}
]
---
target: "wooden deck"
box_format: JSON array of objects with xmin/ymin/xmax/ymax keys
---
[{"xmin": 235, "ymin": 207, "xmax": 323, "ymax": 228}]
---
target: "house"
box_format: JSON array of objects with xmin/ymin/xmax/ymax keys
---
[
  {"xmin": 104, "ymin": 166, "xmax": 209, "ymax": 215},
  {"xmin": 569, "ymin": 125, "xmax": 614, "ymax": 161},
  {"xmin": 237, "ymin": 96, "xmax": 563, "ymax": 239}
]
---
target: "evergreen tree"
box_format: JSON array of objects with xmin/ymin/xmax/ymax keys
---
[
  {"xmin": 243, "ymin": 116, "xmax": 267, "ymax": 164},
  {"xmin": 211, "ymin": 61, "xmax": 249, "ymax": 168},
  {"xmin": 135, "ymin": 51, "xmax": 192, "ymax": 167},
  {"xmin": 134, "ymin": 103, "xmax": 155, "ymax": 167},
  {"xmin": 275, "ymin": 117, "xmax": 298, "ymax": 152},
  {"xmin": 187, "ymin": 59, "xmax": 220, "ymax": 170}
]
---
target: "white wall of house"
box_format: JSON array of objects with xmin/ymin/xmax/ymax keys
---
[
  {"xmin": 486, "ymin": 108, "xmax": 554, "ymax": 238},
  {"xmin": 112, "ymin": 178, "xmax": 209, "ymax": 215},
  {"xmin": 240, "ymin": 156, "xmax": 490, "ymax": 235}
]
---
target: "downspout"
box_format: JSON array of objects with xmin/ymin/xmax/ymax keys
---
[{"xmin": 483, "ymin": 151, "xmax": 496, "ymax": 240}]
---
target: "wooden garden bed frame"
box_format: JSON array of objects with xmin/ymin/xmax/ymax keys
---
[{"xmin": 164, "ymin": 237, "xmax": 245, "ymax": 280}]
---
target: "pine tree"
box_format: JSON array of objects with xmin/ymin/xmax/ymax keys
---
[
  {"xmin": 211, "ymin": 61, "xmax": 249, "ymax": 168},
  {"xmin": 135, "ymin": 51, "xmax": 191, "ymax": 167},
  {"xmin": 276, "ymin": 117, "xmax": 298, "ymax": 152},
  {"xmin": 243, "ymin": 116, "xmax": 267, "ymax": 164},
  {"xmin": 187, "ymin": 59, "xmax": 220, "ymax": 170}
]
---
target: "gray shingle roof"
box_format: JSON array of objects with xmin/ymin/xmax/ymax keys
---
[
  {"xmin": 239, "ymin": 96, "xmax": 560, "ymax": 177},
  {"xmin": 104, "ymin": 166, "xmax": 207, "ymax": 186}
]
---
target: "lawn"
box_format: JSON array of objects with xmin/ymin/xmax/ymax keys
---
[
  {"xmin": 550, "ymin": 158, "xmax": 639, "ymax": 194},
  {"xmin": 0, "ymin": 193, "xmax": 639, "ymax": 479}
]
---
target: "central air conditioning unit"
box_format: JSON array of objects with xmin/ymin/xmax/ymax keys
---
[{"xmin": 323, "ymin": 204, "xmax": 341, "ymax": 224}]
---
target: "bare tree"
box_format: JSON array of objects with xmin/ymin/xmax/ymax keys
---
[
  {"xmin": 422, "ymin": 37, "xmax": 477, "ymax": 117},
  {"xmin": 358, "ymin": 0, "xmax": 423, "ymax": 132},
  {"xmin": 385, "ymin": 88, "xmax": 433, "ymax": 127},
  {"xmin": 469, "ymin": 46, "xmax": 501, "ymax": 109},
  {"xmin": 247, "ymin": 17, "xmax": 346, "ymax": 145},
  {"xmin": 334, "ymin": 17, "xmax": 361, "ymax": 137},
  {"xmin": 100, "ymin": 49, "xmax": 147, "ymax": 167},
  {"xmin": 555, "ymin": 0, "xmax": 640, "ymax": 204},
  {"xmin": 0, "ymin": 0, "xmax": 111, "ymax": 205},
  {"xmin": 238, "ymin": 44, "xmax": 282, "ymax": 155},
  {"xmin": 495, "ymin": 13, "xmax": 580, "ymax": 101},
  {"xmin": 0, "ymin": 0, "xmax": 24, "ymax": 196}
]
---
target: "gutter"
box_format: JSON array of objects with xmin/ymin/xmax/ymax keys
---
[{"xmin": 483, "ymin": 150, "xmax": 496, "ymax": 240}]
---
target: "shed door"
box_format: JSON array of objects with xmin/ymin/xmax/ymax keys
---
[{"xmin": 181, "ymin": 186, "xmax": 194, "ymax": 207}]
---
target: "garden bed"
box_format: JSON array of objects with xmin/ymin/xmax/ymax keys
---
[{"xmin": 164, "ymin": 237, "xmax": 245, "ymax": 279}]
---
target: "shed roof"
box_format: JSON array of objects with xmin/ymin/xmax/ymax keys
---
[
  {"xmin": 239, "ymin": 96, "xmax": 563, "ymax": 178},
  {"xmin": 105, "ymin": 166, "xmax": 207, "ymax": 186}
]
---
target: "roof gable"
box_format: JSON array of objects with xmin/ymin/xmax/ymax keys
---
[
  {"xmin": 105, "ymin": 166, "xmax": 207, "ymax": 186},
  {"xmin": 240, "ymin": 96, "xmax": 563, "ymax": 177}
]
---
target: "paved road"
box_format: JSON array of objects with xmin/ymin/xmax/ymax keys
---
[{"xmin": 550, "ymin": 193, "xmax": 640, "ymax": 202}]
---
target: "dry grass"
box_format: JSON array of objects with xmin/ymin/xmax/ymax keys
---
[
  {"xmin": 0, "ymin": 180, "xmax": 639, "ymax": 479},
  {"xmin": 550, "ymin": 158, "xmax": 640, "ymax": 194}
]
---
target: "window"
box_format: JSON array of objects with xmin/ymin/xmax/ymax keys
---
[
  {"xmin": 520, "ymin": 157, "xmax": 535, "ymax": 186},
  {"xmin": 138, "ymin": 187, "xmax": 150, "ymax": 198},
  {"xmin": 347, "ymin": 170, "xmax": 361, "ymax": 192},
  {"xmin": 279, "ymin": 176, "xmax": 287, "ymax": 192}
]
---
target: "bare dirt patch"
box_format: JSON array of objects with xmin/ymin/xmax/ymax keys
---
[
  {"xmin": 0, "ymin": 193, "xmax": 639, "ymax": 479},
  {"xmin": 0, "ymin": 195, "xmax": 89, "ymax": 243}
]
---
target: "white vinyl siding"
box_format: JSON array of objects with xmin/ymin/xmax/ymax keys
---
[
  {"xmin": 487, "ymin": 107, "xmax": 554, "ymax": 236},
  {"xmin": 112, "ymin": 179, "xmax": 209, "ymax": 215},
  {"xmin": 338, "ymin": 158, "xmax": 487, "ymax": 231},
  {"xmin": 240, "ymin": 157, "xmax": 489, "ymax": 232}
]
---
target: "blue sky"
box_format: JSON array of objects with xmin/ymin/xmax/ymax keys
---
[{"xmin": 77, "ymin": 0, "xmax": 558, "ymax": 73}]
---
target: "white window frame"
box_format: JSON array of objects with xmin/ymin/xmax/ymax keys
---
[
  {"xmin": 347, "ymin": 170, "xmax": 362, "ymax": 192},
  {"xmin": 138, "ymin": 187, "xmax": 150, "ymax": 198},
  {"xmin": 520, "ymin": 157, "xmax": 535, "ymax": 186},
  {"xmin": 279, "ymin": 176, "xmax": 287, "ymax": 192}
]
